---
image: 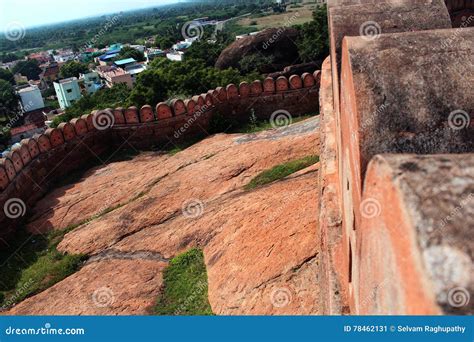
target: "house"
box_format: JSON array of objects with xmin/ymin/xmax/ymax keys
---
[
  {"xmin": 40, "ymin": 62, "xmax": 60, "ymax": 84},
  {"xmin": 96, "ymin": 49, "xmax": 121, "ymax": 66},
  {"xmin": 28, "ymin": 51, "xmax": 51, "ymax": 64},
  {"xmin": 16, "ymin": 85, "xmax": 45, "ymax": 112},
  {"xmin": 114, "ymin": 58, "xmax": 137, "ymax": 69},
  {"xmin": 113, "ymin": 58, "xmax": 147, "ymax": 84},
  {"xmin": 166, "ymin": 51, "xmax": 185, "ymax": 62},
  {"xmin": 9, "ymin": 123, "xmax": 46, "ymax": 144},
  {"xmin": 53, "ymin": 77, "xmax": 82, "ymax": 109},
  {"xmin": 145, "ymin": 48, "xmax": 165, "ymax": 63},
  {"xmin": 100, "ymin": 67, "xmax": 133, "ymax": 88},
  {"xmin": 129, "ymin": 45, "xmax": 145, "ymax": 52},
  {"xmin": 79, "ymin": 71, "xmax": 102, "ymax": 94},
  {"xmin": 53, "ymin": 50, "xmax": 76, "ymax": 63},
  {"xmin": 123, "ymin": 63, "xmax": 147, "ymax": 84}
]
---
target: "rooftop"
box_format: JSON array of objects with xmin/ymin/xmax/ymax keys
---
[
  {"xmin": 57, "ymin": 77, "xmax": 78, "ymax": 84},
  {"xmin": 114, "ymin": 58, "xmax": 137, "ymax": 66},
  {"xmin": 17, "ymin": 85, "xmax": 40, "ymax": 93}
]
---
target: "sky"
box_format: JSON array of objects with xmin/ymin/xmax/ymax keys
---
[{"xmin": 1, "ymin": 0, "xmax": 181, "ymax": 29}]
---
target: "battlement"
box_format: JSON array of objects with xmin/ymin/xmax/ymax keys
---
[
  {"xmin": 0, "ymin": 72, "xmax": 320, "ymax": 240},
  {"xmin": 319, "ymin": 0, "xmax": 473, "ymax": 314}
]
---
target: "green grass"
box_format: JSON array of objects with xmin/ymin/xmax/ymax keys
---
[
  {"xmin": 245, "ymin": 155, "xmax": 320, "ymax": 190},
  {"xmin": 0, "ymin": 228, "xmax": 86, "ymax": 309},
  {"xmin": 155, "ymin": 248, "xmax": 213, "ymax": 315}
]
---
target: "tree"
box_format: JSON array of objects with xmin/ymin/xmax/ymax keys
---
[
  {"xmin": 186, "ymin": 41, "xmax": 226, "ymax": 67},
  {"xmin": 0, "ymin": 79, "xmax": 21, "ymax": 121},
  {"xmin": 52, "ymin": 83, "xmax": 131, "ymax": 126},
  {"xmin": 128, "ymin": 58, "xmax": 257, "ymax": 108},
  {"xmin": 0, "ymin": 53, "xmax": 20, "ymax": 63},
  {"xmin": 116, "ymin": 47, "xmax": 146, "ymax": 62},
  {"xmin": 155, "ymin": 36, "xmax": 175, "ymax": 50},
  {"xmin": 59, "ymin": 61, "xmax": 89, "ymax": 79},
  {"xmin": 296, "ymin": 5, "xmax": 329, "ymax": 65},
  {"xmin": 11, "ymin": 60, "xmax": 42, "ymax": 81},
  {"xmin": 0, "ymin": 69, "xmax": 14, "ymax": 85},
  {"xmin": 239, "ymin": 54, "xmax": 275, "ymax": 74}
]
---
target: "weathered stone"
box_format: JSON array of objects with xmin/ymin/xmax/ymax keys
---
[
  {"xmin": 263, "ymin": 77, "xmax": 276, "ymax": 93},
  {"xmin": 215, "ymin": 87, "xmax": 227, "ymax": 102},
  {"xmin": 170, "ymin": 99, "xmax": 186, "ymax": 116},
  {"xmin": 0, "ymin": 158, "xmax": 16, "ymax": 182},
  {"xmin": 112, "ymin": 108, "xmax": 125, "ymax": 125},
  {"xmin": 156, "ymin": 103, "xmax": 173, "ymax": 119},
  {"xmin": 250, "ymin": 80, "xmax": 263, "ymax": 96},
  {"xmin": 239, "ymin": 82, "xmax": 251, "ymax": 98},
  {"xmin": 302, "ymin": 73, "xmax": 315, "ymax": 88},
  {"xmin": 70, "ymin": 118, "xmax": 89, "ymax": 136},
  {"xmin": 6, "ymin": 151, "xmax": 23, "ymax": 173},
  {"xmin": 14, "ymin": 143, "xmax": 31, "ymax": 166},
  {"xmin": 81, "ymin": 114, "xmax": 95, "ymax": 131},
  {"xmin": 226, "ymin": 84, "xmax": 239, "ymax": 99},
  {"xmin": 215, "ymin": 27, "xmax": 300, "ymax": 72},
  {"xmin": 124, "ymin": 107, "xmax": 140, "ymax": 124},
  {"xmin": 34, "ymin": 134, "xmax": 52, "ymax": 153},
  {"xmin": 140, "ymin": 105, "xmax": 154, "ymax": 123},
  {"xmin": 58, "ymin": 122, "xmax": 76, "ymax": 141},
  {"xmin": 184, "ymin": 99, "xmax": 196, "ymax": 115},
  {"xmin": 24, "ymin": 138, "xmax": 40, "ymax": 159},
  {"xmin": 358, "ymin": 154, "xmax": 474, "ymax": 315},
  {"xmin": 289, "ymin": 75, "xmax": 303, "ymax": 89},
  {"xmin": 45, "ymin": 128, "xmax": 64, "ymax": 147}
]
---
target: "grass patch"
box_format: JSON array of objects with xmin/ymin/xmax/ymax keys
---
[
  {"xmin": 155, "ymin": 248, "xmax": 213, "ymax": 315},
  {"xmin": 245, "ymin": 155, "xmax": 320, "ymax": 190},
  {"xmin": 0, "ymin": 228, "xmax": 85, "ymax": 309}
]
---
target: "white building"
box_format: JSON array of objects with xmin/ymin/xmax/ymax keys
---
[
  {"xmin": 54, "ymin": 77, "xmax": 82, "ymax": 109},
  {"xmin": 166, "ymin": 51, "xmax": 185, "ymax": 62},
  {"xmin": 53, "ymin": 53, "xmax": 75, "ymax": 63},
  {"xmin": 16, "ymin": 85, "xmax": 45, "ymax": 112}
]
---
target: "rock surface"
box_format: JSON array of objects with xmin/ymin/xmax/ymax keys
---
[
  {"xmin": 215, "ymin": 27, "xmax": 300, "ymax": 72},
  {"xmin": 6, "ymin": 117, "xmax": 320, "ymax": 315}
]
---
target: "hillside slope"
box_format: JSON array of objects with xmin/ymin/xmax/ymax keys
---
[{"xmin": 7, "ymin": 117, "xmax": 320, "ymax": 315}]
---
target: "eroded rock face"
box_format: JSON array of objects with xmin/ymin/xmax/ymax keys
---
[
  {"xmin": 215, "ymin": 27, "xmax": 300, "ymax": 72},
  {"xmin": 6, "ymin": 117, "xmax": 320, "ymax": 315}
]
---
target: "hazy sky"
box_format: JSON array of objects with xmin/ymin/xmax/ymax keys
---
[{"xmin": 1, "ymin": 0, "xmax": 180, "ymax": 29}]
